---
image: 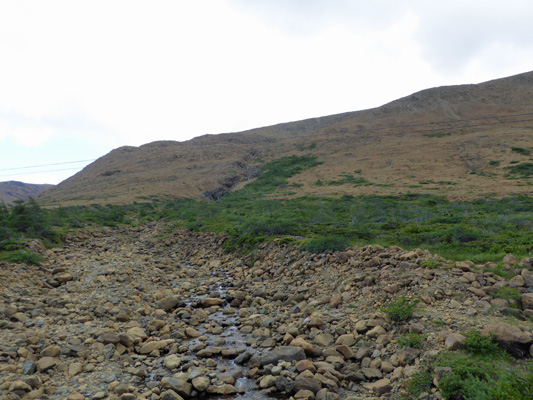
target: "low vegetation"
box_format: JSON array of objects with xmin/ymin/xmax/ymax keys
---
[{"xmin": 1, "ymin": 156, "xmax": 532, "ymax": 265}]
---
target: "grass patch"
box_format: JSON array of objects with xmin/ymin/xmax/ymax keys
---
[
  {"xmin": 424, "ymin": 132, "xmax": 450, "ymax": 138},
  {"xmin": 507, "ymin": 162, "xmax": 533, "ymax": 178},
  {"xmin": 4, "ymin": 250, "xmax": 43, "ymax": 265},
  {"xmin": 511, "ymin": 147, "xmax": 531, "ymax": 156},
  {"xmin": 327, "ymin": 174, "xmax": 369, "ymax": 186},
  {"xmin": 483, "ymin": 263, "xmax": 516, "ymax": 281},
  {"xmin": 397, "ymin": 333, "xmax": 427, "ymax": 348},
  {"xmin": 464, "ymin": 329, "xmax": 500, "ymax": 356},
  {"xmin": 491, "ymin": 286, "xmax": 522, "ymax": 301},
  {"xmin": 380, "ymin": 296, "xmax": 419, "ymax": 323}
]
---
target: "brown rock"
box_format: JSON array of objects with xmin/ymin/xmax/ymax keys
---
[
  {"xmin": 521, "ymin": 269, "xmax": 533, "ymax": 288},
  {"xmin": 509, "ymin": 275, "xmax": 525, "ymax": 287},
  {"xmin": 314, "ymin": 332, "xmax": 334, "ymax": 348},
  {"xmin": 445, "ymin": 333, "xmax": 465, "ymax": 350},
  {"xmin": 36, "ymin": 357, "xmax": 56, "ymax": 372},
  {"xmin": 482, "ymin": 322, "xmax": 533, "ymax": 358},
  {"xmin": 372, "ymin": 378, "xmax": 392, "ymax": 396},
  {"xmin": 9, "ymin": 380, "xmax": 32, "ymax": 392},
  {"xmin": 157, "ymin": 296, "xmax": 180, "ymax": 311},
  {"xmin": 330, "ymin": 294, "xmax": 342, "ymax": 308},
  {"xmin": 296, "ymin": 359, "xmax": 316, "ymax": 373},
  {"xmin": 206, "ymin": 384, "xmax": 238, "ymax": 395},
  {"xmin": 522, "ymin": 293, "xmax": 533, "ymax": 310},
  {"xmin": 40, "ymin": 345, "xmax": 61, "ymax": 357},
  {"xmin": 200, "ymin": 298, "xmax": 224, "ymax": 307}
]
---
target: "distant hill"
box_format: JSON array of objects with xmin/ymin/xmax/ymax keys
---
[
  {"xmin": 40, "ymin": 70, "xmax": 533, "ymax": 206},
  {"xmin": 0, "ymin": 181, "xmax": 54, "ymax": 206}
]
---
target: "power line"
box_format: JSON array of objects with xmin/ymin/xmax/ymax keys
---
[
  {"xmin": 0, "ymin": 167, "xmax": 85, "ymax": 178},
  {"xmin": 0, "ymin": 159, "xmax": 96, "ymax": 172},
  {"xmin": 1, "ymin": 111, "xmax": 531, "ymax": 178}
]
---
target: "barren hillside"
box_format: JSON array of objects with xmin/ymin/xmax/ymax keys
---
[
  {"xmin": 39, "ymin": 71, "xmax": 533, "ymax": 206},
  {"xmin": 0, "ymin": 181, "xmax": 54, "ymax": 206}
]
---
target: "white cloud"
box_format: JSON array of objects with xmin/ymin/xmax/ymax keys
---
[{"xmin": 1, "ymin": 0, "xmax": 533, "ymax": 184}]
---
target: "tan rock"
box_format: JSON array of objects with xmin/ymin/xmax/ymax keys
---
[
  {"xmin": 372, "ymin": 378, "xmax": 392, "ymax": 396},
  {"xmin": 445, "ymin": 333, "xmax": 465, "ymax": 350},
  {"xmin": 36, "ymin": 357, "xmax": 56, "ymax": 372}
]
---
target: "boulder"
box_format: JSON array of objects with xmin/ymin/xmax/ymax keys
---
[
  {"xmin": 258, "ymin": 346, "xmax": 306, "ymax": 366},
  {"xmin": 482, "ymin": 323, "xmax": 533, "ymax": 358}
]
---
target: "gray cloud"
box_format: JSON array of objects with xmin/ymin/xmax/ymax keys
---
[{"xmin": 229, "ymin": 0, "xmax": 533, "ymax": 76}]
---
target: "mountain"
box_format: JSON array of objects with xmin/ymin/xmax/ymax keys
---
[
  {"xmin": 39, "ymin": 71, "xmax": 533, "ymax": 206},
  {"xmin": 0, "ymin": 181, "xmax": 54, "ymax": 206}
]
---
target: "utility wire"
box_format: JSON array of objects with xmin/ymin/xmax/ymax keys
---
[
  {"xmin": 1, "ymin": 111, "xmax": 531, "ymax": 178},
  {"xmin": 0, "ymin": 159, "xmax": 96, "ymax": 172}
]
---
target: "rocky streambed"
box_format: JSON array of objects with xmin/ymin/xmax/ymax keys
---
[{"xmin": 1, "ymin": 224, "xmax": 533, "ymax": 400}]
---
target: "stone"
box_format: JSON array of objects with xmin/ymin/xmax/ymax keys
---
[
  {"xmin": 139, "ymin": 339, "xmax": 173, "ymax": 354},
  {"xmin": 119, "ymin": 333, "xmax": 135, "ymax": 347},
  {"xmin": 295, "ymin": 389, "xmax": 316, "ymax": 399},
  {"xmin": 67, "ymin": 392, "xmax": 85, "ymax": 400},
  {"xmin": 258, "ymin": 346, "xmax": 306, "ymax": 366},
  {"xmin": 185, "ymin": 327, "xmax": 201, "ymax": 338},
  {"xmin": 164, "ymin": 354, "xmax": 181, "ymax": 369},
  {"xmin": 127, "ymin": 327, "xmax": 147, "ymax": 340},
  {"xmin": 291, "ymin": 338, "xmax": 315, "ymax": 355},
  {"xmin": 296, "ymin": 359, "xmax": 316, "ymax": 373},
  {"xmin": 445, "ymin": 333, "xmax": 465, "ymax": 350},
  {"xmin": 397, "ymin": 348, "xmax": 420, "ymax": 365},
  {"xmin": 330, "ymin": 294, "xmax": 342, "ymax": 308},
  {"xmin": 372, "ymin": 378, "xmax": 392, "ymax": 396},
  {"xmin": 259, "ymin": 375, "xmax": 277, "ymax": 389},
  {"xmin": 314, "ymin": 332, "xmax": 334, "ymax": 347},
  {"xmin": 293, "ymin": 378, "xmax": 322, "ymax": 394},
  {"xmin": 200, "ymin": 297, "xmax": 224, "ymax": 307},
  {"xmin": 361, "ymin": 367, "xmax": 382, "ymax": 380},
  {"xmin": 40, "ymin": 345, "xmax": 61, "ymax": 357},
  {"xmin": 521, "ymin": 269, "xmax": 533, "ymax": 288},
  {"xmin": 522, "ymin": 293, "xmax": 533, "ymax": 310},
  {"xmin": 206, "ymin": 384, "xmax": 238, "ymax": 395},
  {"xmin": 509, "ymin": 275, "xmax": 525, "ymax": 287},
  {"xmin": 160, "ymin": 390, "xmax": 184, "ymax": 400},
  {"xmin": 335, "ymin": 344, "xmax": 354, "ymax": 359},
  {"xmin": 192, "ymin": 376, "xmax": 210, "ymax": 392},
  {"xmin": 9, "ymin": 380, "xmax": 32, "ymax": 392},
  {"xmin": 69, "ymin": 362, "xmax": 83, "ymax": 376},
  {"xmin": 366, "ymin": 325, "xmax": 386, "ymax": 338},
  {"xmin": 161, "ymin": 376, "xmax": 192, "ymax": 397},
  {"xmin": 157, "ymin": 296, "xmax": 180, "ymax": 311},
  {"xmin": 482, "ymin": 323, "xmax": 533, "ymax": 358},
  {"xmin": 36, "ymin": 357, "xmax": 56, "ymax": 372}
]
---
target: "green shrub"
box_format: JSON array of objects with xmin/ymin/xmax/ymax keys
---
[
  {"xmin": 511, "ymin": 147, "xmax": 531, "ymax": 156},
  {"xmin": 7, "ymin": 250, "xmax": 43, "ymax": 266},
  {"xmin": 300, "ymin": 236, "xmax": 349, "ymax": 253},
  {"xmin": 405, "ymin": 367, "xmax": 433, "ymax": 397},
  {"xmin": 380, "ymin": 296, "xmax": 419, "ymax": 323},
  {"xmin": 489, "ymin": 366, "xmax": 533, "ymax": 400},
  {"xmin": 421, "ymin": 259, "xmax": 442, "ymax": 269},
  {"xmin": 507, "ymin": 162, "xmax": 533, "ymax": 177},
  {"xmin": 437, "ymin": 355, "xmax": 495, "ymax": 400},
  {"xmin": 492, "ymin": 285, "xmax": 522, "ymax": 301},
  {"xmin": 483, "ymin": 263, "xmax": 515, "ymax": 281},
  {"xmin": 464, "ymin": 330, "xmax": 500, "ymax": 355},
  {"xmin": 398, "ymin": 333, "xmax": 427, "ymax": 348}
]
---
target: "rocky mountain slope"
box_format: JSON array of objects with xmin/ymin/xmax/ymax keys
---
[
  {"xmin": 0, "ymin": 181, "xmax": 54, "ymax": 206},
  {"xmin": 1, "ymin": 225, "xmax": 532, "ymax": 399},
  {"xmin": 39, "ymin": 70, "xmax": 533, "ymax": 206}
]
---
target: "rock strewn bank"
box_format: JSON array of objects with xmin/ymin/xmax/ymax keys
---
[{"xmin": 1, "ymin": 224, "xmax": 532, "ymax": 400}]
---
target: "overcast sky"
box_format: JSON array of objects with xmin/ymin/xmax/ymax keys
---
[{"xmin": 1, "ymin": 0, "xmax": 532, "ymax": 185}]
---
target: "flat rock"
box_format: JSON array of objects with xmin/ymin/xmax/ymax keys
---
[
  {"xmin": 36, "ymin": 357, "xmax": 56, "ymax": 372},
  {"xmin": 258, "ymin": 346, "xmax": 306, "ymax": 366}
]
